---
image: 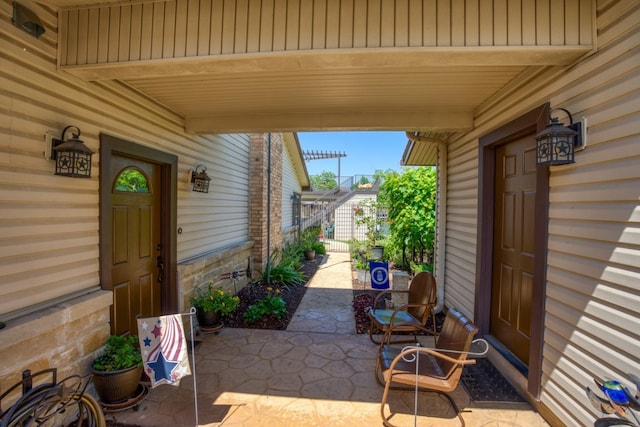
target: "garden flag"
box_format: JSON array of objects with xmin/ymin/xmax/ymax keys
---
[
  {"xmin": 137, "ymin": 314, "xmax": 191, "ymax": 388},
  {"xmin": 370, "ymin": 261, "xmax": 390, "ymax": 289}
]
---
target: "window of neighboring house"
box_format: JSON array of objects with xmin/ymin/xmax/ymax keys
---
[
  {"xmin": 115, "ymin": 168, "xmax": 150, "ymax": 192},
  {"xmin": 291, "ymin": 192, "xmax": 301, "ymax": 227}
]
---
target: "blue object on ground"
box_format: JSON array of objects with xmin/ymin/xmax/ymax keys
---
[{"xmin": 370, "ymin": 261, "xmax": 389, "ymax": 289}]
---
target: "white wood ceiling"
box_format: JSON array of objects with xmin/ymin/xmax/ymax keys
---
[
  {"xmin": 124, "ymin": 64, "xmax": 526, "ymax": 133},
  {"xmin": 54, "ymin": 0, "xmax": 594, "ymax": 163}
]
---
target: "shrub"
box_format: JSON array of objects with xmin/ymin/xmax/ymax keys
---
[
  {"xmin": 260, "ymin": 249, "xmax": 305, "ymax": 286},
  {"xmin": 353, "ymin": 256, "xmax": 369, "ymax": 271},
  {"xmin": 310, "ymin": 241, "xmax": 326, "ymax": 255},
  {"xmin": 243, "ymin": 288, "xmax": 287, "ymax": 323},
  {"xmin": 190, "ymin": 281, "xmax": 240, "ymax": 315},
  {"xmin": 268, "ymin": 261, "xmax": 305, "ymax": 286},
  {"xmin": 410, "ymin": 262, "xmax": 433, "ymax": 275},
  {"xmin": 281, "ymin": 243, "xmax": 303, "ymax": 269},
  {"xmin": 92, "ymin": 335, "xmax": 142, "ymax": 372}
]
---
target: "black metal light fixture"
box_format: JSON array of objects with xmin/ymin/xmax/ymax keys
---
[
  {"xmin": 51, "ymin": 126, "xmax": 94, "ymax": 178},
  {"xmin": 12, "ymin": 1, "xmax": 45, "ymax": 38},
  {"xmin": 536, "ymin": 108, "xmax": 585, "ymax": 166},
  {"xmin": 191, "ymin": 165, "xmax": 211, "ymax": 193}
]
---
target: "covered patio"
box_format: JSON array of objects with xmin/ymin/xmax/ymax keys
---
[
  {"xmin": 2, "ymin": 2, "xmax": 638, "ymax": 425},
  {"xmin": 108, "ymin": 252, "xmax": 548, "ymax": 426}
]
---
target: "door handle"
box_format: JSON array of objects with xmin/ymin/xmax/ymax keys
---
[{"xmin": 156, "ymin": 256, "xmax": 164, "ymax": 282}]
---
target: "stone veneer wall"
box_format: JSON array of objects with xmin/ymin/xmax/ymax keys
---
[
  {"xmin": 177, "ymin": 241, "xmax": 254, "ymax": 310},
  {"xmin": 1, "ymin": 239, "xmax": 254, "ymax": 401},
  {"xmin": 0, "ymin": 291, "xmax": 112, "ymax": 401}
]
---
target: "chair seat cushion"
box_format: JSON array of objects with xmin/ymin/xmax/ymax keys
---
[
  {"xmin": 380, "ymin": 346, "xmax": 446, "ymax": 379},
  {"xmin": 369, "ymin": 309, "xmax": 421, "ymax": 328}
]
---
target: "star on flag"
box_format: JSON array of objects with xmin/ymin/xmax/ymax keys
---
[{"xmin": 137, "ymin": 314, "xmax": 191, "ymax": 388}]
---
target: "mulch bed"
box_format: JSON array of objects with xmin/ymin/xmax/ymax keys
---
[
  {"xmin": 353, "ymin": 289, "xmax": 445, "ymax": 335},
  {"xmin": 221, "ymin": 256, "xmax": 323, "ymax": 330},
  {"xmin": 216, "ymin": 256, "xmax": 446, "ymax": 337},
  {"xmin": 352, "ymin": 291, "xmax": 388, "ymax": 334}
]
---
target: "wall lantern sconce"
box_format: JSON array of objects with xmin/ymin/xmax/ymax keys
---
[
  {"xmin": 49, "ymin": 126, "xmax": 94, "ymax": 178},
  {"xmin": 191, "ymin": 165, "xmax": 211, "ymax": 193},
  {"xmin": 536, "ymin": 108, "xmax": 586, "ymax": 166},
  {"xmin": 12, "ymin": 1, "xmax": 45, "ymax": 38}
]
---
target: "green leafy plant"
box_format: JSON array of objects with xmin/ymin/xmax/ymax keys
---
[
  {"xmin": 243, "ymin": 287, "xmax": 287, "ymax": 323},
  {"xmin": 410, "ymin": 261, "xmax": 433, "ymax": 275},
  {"xmin": 92, "ymin": 335, "xmax": 142, "ymax": 372},
  {"xmin": 379, "ymin": 167, "xmax": 437, "ymax": 270},
  {"xmin": 190, "ymin": 280, "xmax": 240, "ymax": 315},
  {"xmin": 354, "ymin": 199, "xmax": 387, "ymax": 248},
  {"xmin": 281, "ymin": 242, "xmax": 303, "ymax": 269},
  {"xmin": 349, "ymin": 239, "xmax": 367, "ymax": 258},
  {"xmin": 310, "ymin": 241, "xmax": 326, "ymax": 255},
  {"xmin": 260, "ymin": 249, "xmax": 305, "ymax": 287},
  {"xmin": 300, "ymin": 226, "xmax": 321, "ymax": 250},
  {"xmin": 353, "ymin": 256, "xmax": 369, "ymax": 271}
]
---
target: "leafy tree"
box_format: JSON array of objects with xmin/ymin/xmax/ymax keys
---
[
  {"xmin": 352, "ymin": 175, "xmax": 371, "ymax": 190},
  {"xmin": 310, "ymin": 170, "xmax": 338, "ymax": 191},
  {"xmin": 373, "ymin": 168, "xmax": 395, "ymax": 182},
  {"xmin": 378, "ymin": 167, "xmax": 437, "ymax": 270}
]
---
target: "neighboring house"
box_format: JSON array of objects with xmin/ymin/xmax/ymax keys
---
[
  {"xmin": 334, "ymin": 192, "xmax": 377, "ymax": 242},
  {"xmin": 1, "ymin": 1, "xmax": 638, "ymax": 426},
  {"xmin": 281, "ymin": 134, "xmax": 311, "ymax": 244}
]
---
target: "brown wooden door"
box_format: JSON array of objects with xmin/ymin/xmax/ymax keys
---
[
  {"xmin": 490, "ymin": 136, "xmax": 537, "ymax": 366},
  {"xmin": 109, "ymin": 155, "xmax": 162, "ymax": 336}
]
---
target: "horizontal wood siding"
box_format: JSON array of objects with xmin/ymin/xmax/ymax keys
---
[
  {"xmin": 443, "ymin": 137, "xmax": 478, "ymax": 317},
  {"xmin": 0, "ymin": 0, "xmax": 250, "ymax": 317},
  {"xmin": 60, "ymin": 0, "xmax": 594, "ymax": 66},
  {"xmin": 443, "ymin": 0, "xmax": 639, "ymax": 425},
  {"xmin": 281, "ymin": 142, "xmax": 301, "ymax": 231}
]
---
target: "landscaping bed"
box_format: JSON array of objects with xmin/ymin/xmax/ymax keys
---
[{"xmin": 221, "ymin": 256, "xmax": 323, "ymax": 330}]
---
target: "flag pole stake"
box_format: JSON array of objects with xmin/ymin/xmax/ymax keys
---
[{"xmin": 184, "ymin": 307, "xmax": 198, "ymax": 427}]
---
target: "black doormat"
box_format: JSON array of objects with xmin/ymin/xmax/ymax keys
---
[{"xmin": 460, "ymin": 358, "xmax": 527, "ymax": 403}]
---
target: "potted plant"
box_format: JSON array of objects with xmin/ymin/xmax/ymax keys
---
[
  {"xmin": 190, "ymin": 280, "xmax": 240, "ymax": 327},
  {"xmin": 310, "ymin": 241, "xmax": 326, "ymax": 258},
  {"xmin": 354, "ymin": 199, "xmax": 386, "ymax": 258},
  {"xmin": 90, "ymin": 335, "xmax": 143, "ymax": 403},
  {"xmin": 353, "ymin": 256, "xmax": 370, "ymax": 284},
  {"xmin": 303, "ymin": 248, "xmax": 316, "ymax": 260},
  {"xmin": 300, "ymin": 226, "xmax": 321, "ymax": 260}
]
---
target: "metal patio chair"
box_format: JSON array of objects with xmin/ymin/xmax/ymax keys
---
[
  {"xmin": 376, "ymin": 307, "xmax": 479, "ymax": 426},
  {"xmin": 368, "ymin": 271, "xmax": 437, "ymax": 345}
]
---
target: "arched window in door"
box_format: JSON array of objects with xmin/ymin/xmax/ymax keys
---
[{"xmin": 114, "ymin": 168, "xmax": 150, "ymax": 193}]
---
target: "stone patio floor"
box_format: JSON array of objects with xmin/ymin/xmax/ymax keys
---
[{"xmin": 107, "ymin": 252, "xmax": 550, "ymax": 426}]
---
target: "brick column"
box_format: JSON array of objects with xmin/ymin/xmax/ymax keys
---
[{"xmin": 249, "ymin": 133, "xmax": 283, "ymax": 272}]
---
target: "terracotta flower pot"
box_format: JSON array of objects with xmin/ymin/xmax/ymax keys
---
[{"xmin": 304, "ymin": 249, "xmax": 316, "ymax": 260}]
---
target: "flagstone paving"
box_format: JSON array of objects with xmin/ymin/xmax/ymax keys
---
[{"xmin": 106, "ymin": 252, "xmax": 549, "ymax": 427}]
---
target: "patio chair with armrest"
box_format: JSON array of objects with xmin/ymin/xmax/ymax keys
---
[
  {"xmin": 376, "ymin": 307, "xmax": 479, "ymax": 427},
  {"xmin": 368, "ymin": 271, "xmax": 437, "ymax": 344}
]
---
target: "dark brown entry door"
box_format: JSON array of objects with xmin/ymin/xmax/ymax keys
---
[
  {"xmin": 109, "ymin": 155, "xmax": 162, "ymax": 335},
  {"xmin": 490, "ymin": 136, "xmax": 537, "ymax": 366}
]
